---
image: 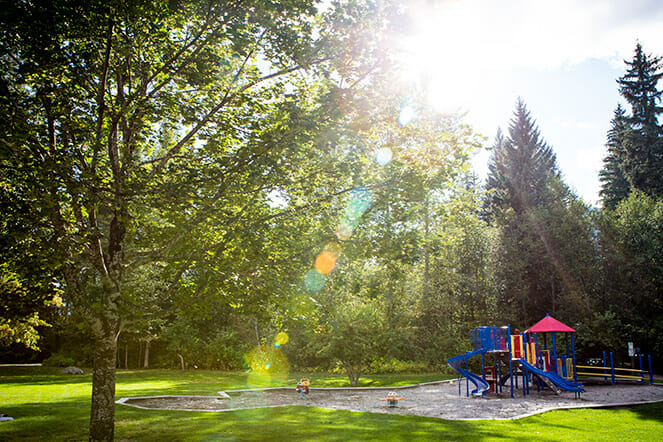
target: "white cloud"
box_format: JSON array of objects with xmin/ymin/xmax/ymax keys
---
[{"xmin": 403, "ymin": 0, "xmax": 663, "ymax": 72}]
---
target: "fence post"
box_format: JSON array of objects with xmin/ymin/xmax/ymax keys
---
[
  {"xmin": 610, "ymin": 352, "xmax": 615, "ymax": 385},
  {"xmin": 603, "ymin": 350, "xmax": 608, "ymax": 382}
]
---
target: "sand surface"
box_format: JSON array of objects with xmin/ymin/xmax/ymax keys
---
[{"xmin": 117, "ymin": 380, "xmax": 663, "ymax": 420}]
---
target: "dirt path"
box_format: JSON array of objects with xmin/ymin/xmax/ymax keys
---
[{"xmin": 117, "ymin": 381, "xmax": 663, "ymax": 420}]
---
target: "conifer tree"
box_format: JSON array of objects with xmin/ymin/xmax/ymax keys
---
[
  {"xmin": 616, "ymin": 43, "xmax": 663, "ymax": 196},
  {"xmin": 599, "ymin": 105, "xmax": 631, "ymax": 209},
  {"xmin": 485, "ymin": 100, "xmax": 594, "ymax": 326},
  {"xmin": 485, "ymin": 99, "xmax": 558, "ymax": 218}
]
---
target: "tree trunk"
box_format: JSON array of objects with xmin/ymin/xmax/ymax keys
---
[
  {"xmin": 138, "ymin": 340, "xmax": 143, "ymax": 368},
  {"xmin": 177, "ymin": 353, "xmax": 185, "ymax": 371},
  {"xmin": 342, "ymin": 360, "xmax": 360, "ymax": 386},
  {"xmin": 143, "ymin": 341, "xmax": 150, "ymax": 369},
  {"xmin": 423, "ymin": 196, "xmax": 430, "ymax": 300},
  {"xmin": 89, "ymin": 328, "xmax": 118, "ymax": 441},
  {"xmin": 124, "ymin": 342, "xmax": 128, "ymax": 369},
  {"xmin": 253, "ymin": 317, "xmax": 260, "ymax": 345}
]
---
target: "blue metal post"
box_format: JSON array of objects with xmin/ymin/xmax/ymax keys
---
[
  {"xmin": 638, "ymin": 354, "xmax": 644, "ymax": 383},
  {"xmin": 571, "ymin": 333, "xmax": 577, "ymax": 383},
  {"xmin": 610, "ymin": 352, "xmax": 615, "ymax": 385},
  {"xmin": 466, "ymin": 358, "xmax": 470, "ymax": 397},
  {"xmin": 565, "ymin": 333, "xmax": 569, "ymax": 358},
  {"xmin": 648, "ymin": 355, "xmax": 653, "ymax": 385},
  {"xmin": 508, "ymin": 325, "xmax": 514, "ymax": 398},
  {"xmin": 497, "ymin": 358, "xmax": 502, "ymax": 393},
  {"xmin": 552, "ymin": 332, "xmax": 557, "ymax": 374},
  {"xmin": 481, "ymin": 353, "xmax": 485, "ymax": 381}
]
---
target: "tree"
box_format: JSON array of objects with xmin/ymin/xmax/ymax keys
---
[
  {"xmin": 416, "ymin": 178, "xmax": 498, "ymax": 367},
  {"xmin": 0, "ymin": 166, "xmax": 64, "ymax": 354},
  {"xmin": 599, "ymin": 105, "xmax": 631, "ymax": 210},
  {"xmin": 484, "ymin": 99, "xmax": 558, "ymax": 219},
  {"xmin": 616, "ymin": 43, "xmax": 663, "ymax": 196},
  {"xmin": 313, "ymin": 286, "xmax": 387, "ymax": 386},
  {"xmin": 485, "ymin": 100, "xmax": 595, "ymax": 327},
  {"xmin": 596, "ymin": 192, "xmax": 663, "ymax": 367},
  {"xmin": 0, "ymin": 1, "xmax": 387, "ymax": 439}
]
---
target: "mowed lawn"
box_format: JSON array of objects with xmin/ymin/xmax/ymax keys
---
[{"xmin": 1, "ymin": 367, "xmax": 662, "ymax": 441}]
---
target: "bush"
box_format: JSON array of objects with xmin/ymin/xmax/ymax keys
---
[
  {"xmin": 42, "ymin": 354, "xmax": 76, "ymax": 367},
  {"xmin": 367, "ymin": 358, "xmax": 429, "ymax": 374}
]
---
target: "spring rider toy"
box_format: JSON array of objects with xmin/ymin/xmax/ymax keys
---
[
  {"xmin": 379, "ymin": 391, "xmax": 404, "ymax": 407},
  {"xmin": 296, "ymin": 377, "xmax": 310, "ymax": 399}
]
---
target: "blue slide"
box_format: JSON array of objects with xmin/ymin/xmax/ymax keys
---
[
  {"xmin": 448, "ymin": 349, "xmax": 490, "ymax": 396},
  {"xmin": 518, "ymin": 359, "xmax": 585, "ymax": 393}
]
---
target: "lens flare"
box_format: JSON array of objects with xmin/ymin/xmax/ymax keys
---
[
  {"xmin": 315, "ymin": 250, "xmax": 337, "ymax": 275},
  {"xmin": 275, "ymin": 331, "xmax": 289, "ymax": 346},
  {"xmin": 244, "ymin": 345, "xmax": 290, "ymax": 388},
  {"xmin": 375, "ymin": 147, "xmax": 393, "ymax": 166},
  {"xmin": 398, "ymin": 106, "xmax": 415, "ymax": 126},
  {"xmin": 344, "ymin": 187, "xmax": 372, "ymax": 221},
  {"xmin": 336, "ymin": 220, "xmax": 354, "ymax": 240},
  {"xmin": 324, "ymin": 242, "xmax": 342, "ymax": 256},
  {"xmin": 304, "ymin": 269, "xmax": 326, "ymax": 292}
]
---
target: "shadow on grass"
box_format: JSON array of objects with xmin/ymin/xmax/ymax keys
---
[
  {"xmin": 627, "ymin": 400, "xmax": 663, "ymax": 425},
  {"xmin": 0, "ymin": 399, "xmax": 90, "ymax": 441},
  {"xmin": 114, "ymin": 405, "xmax": 489, "ymax": 441}
]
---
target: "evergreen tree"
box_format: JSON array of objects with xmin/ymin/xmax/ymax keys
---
[
  {"xmin": 485, "ymin": 100, "xmax": 594, "ymax": 327},
  {"xmin": 485, "ymin": 99, "xmax": 558, "ymax": 218},
  {"xmin": 599, "ymin": 105, "xmax": 631, "ymax": 209},
  {"xmin": 616, "ymin": 43, "xmax": 663, "ymax": 196}
]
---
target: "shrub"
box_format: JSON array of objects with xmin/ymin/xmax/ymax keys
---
[
  {"xmin": 42, "ymin": 354, "xmax": 76, "ymax": 367},
  {"xmin": 367, "ymin": 358, "xmax": 429, "ymax": 374}
]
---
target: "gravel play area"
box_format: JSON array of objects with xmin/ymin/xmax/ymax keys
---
[{"xmin": 117, "ymin": 380, "xmax": 663, "ymax": 420}]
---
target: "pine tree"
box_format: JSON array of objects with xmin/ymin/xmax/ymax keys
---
[
  {"xmin": 485, "ymin": 99, "xmax": 558, "ymax": 218},
  {"xmin": 484, "ymin": 100, "xmax": 584, "ymax": 326},
  {"xmin": 599, "ymin": 105, "xmax": 631, "ymax": 209},
  {"xmin": 617, "ymin": 43, "xmax": 663, "ymax": 196}
]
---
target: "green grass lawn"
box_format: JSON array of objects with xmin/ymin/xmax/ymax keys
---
[{"xmin": 1, "ymin": 366, "xmax": 662, "ymax": 441}]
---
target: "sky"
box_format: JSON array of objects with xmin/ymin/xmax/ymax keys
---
[{"xmin": 396, "ymin": 0, "xmax": 663, "ymax": 205}]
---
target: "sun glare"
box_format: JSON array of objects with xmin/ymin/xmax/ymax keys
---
[{"xmin": 397, "ymin": 2, "xmax": 485, "ymax": 115}]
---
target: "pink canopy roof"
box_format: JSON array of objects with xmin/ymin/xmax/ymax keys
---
[{"xmin": 525, "ymin": 314, "xmax": 576, "ymax": 333}]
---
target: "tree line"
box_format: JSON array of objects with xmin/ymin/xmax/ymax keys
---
[{"xmin": 1, "ymin": 1, "xmax": 662, "ymax": 440}]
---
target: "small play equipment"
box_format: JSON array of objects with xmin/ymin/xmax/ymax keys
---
[
  {"xmin": 296, "ymin": 378, "xmax": 310, "ymax": 398},
  {"xmin": 379, "ymin": 391, "xmax": 404, "ymax": 407},
  {"xmin": 448, "ymin": 315, "xmax": 585, "ymax": 398},
  {"xmin": 576, "ymin": 351, "xmax": 654, "ymax": 385}
]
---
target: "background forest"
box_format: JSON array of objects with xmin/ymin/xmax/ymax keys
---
[{"xmin": 1, "ymin": 0, "xmax": 662, "ymax": 410}]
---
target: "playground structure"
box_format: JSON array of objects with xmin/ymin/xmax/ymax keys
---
[
  {"xmin": 448, "ymin": 314, "xmax": 655, "ymax": 399},
  {"xmin": 448, "ymin": 315, "xmax": 587, "ymax": 398}
]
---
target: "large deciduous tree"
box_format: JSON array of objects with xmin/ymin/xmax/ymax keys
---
[
  {"xmin": 597, "ymin": 192, "xmax": 663, "ymax": 366},
  {"xmin": 0, "ymin": 1, "xmax": 387, "ymax": 439}
]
